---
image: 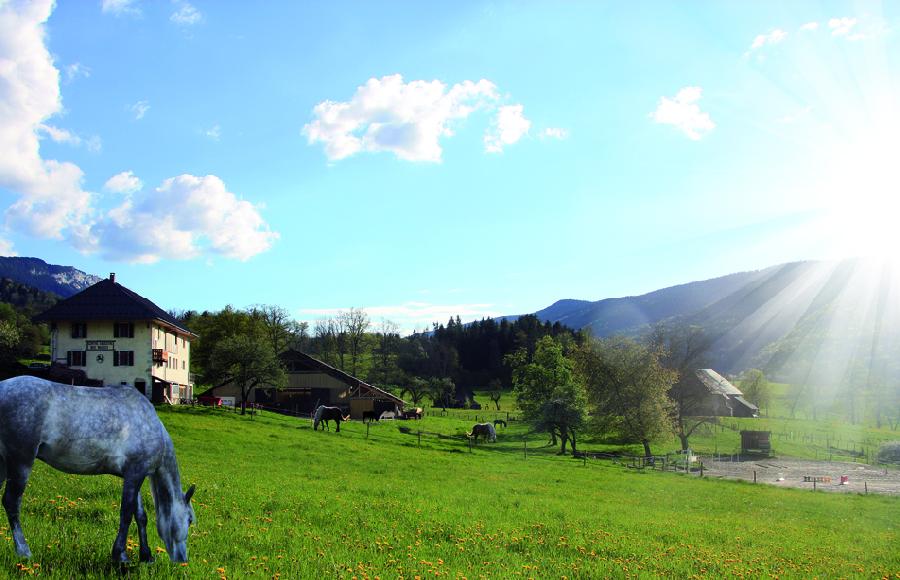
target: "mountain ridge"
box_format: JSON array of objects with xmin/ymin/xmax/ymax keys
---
[{"xmin": 0, "ymin": 256, "xmax": 103, "ymax": 298}]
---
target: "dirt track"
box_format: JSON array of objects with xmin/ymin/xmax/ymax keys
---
[{"xmin": 701, "ymin": 457, "xmax": 900, "ymax": 495}]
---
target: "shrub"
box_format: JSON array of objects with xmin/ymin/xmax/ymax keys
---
[{"xmin": 876, "ymin": 441, "xmax": 900, "ymax": 464}]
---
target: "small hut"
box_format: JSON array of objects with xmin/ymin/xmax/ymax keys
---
[{"xmin": 740, "ymin": 430, "xmax": 771, "ymax": 455}]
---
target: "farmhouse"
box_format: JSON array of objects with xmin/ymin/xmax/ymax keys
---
[
  {"xmin": 683, "ymin": 368, "xmax": 759, "ymax": 417},
  {"xmin": 205, "ymin": 349, "xmax": 405, "ymax": 419},
  {"xmin": 34, "ymin": 273, "xmax": 195, "ymax": 403}
]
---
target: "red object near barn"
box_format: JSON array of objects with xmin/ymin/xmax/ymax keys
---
[{"xmin": 197, "ymin": 395, "xmax": 222, "ymax": 407}]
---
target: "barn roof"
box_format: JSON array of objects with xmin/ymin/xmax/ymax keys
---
[
  {"xmin": 33, "ymin": 275, "xmax": 194, "ymax": 336},
  {"xmin": 694, "ymin": 368, "xmax": 743, "ymax": 396},
  {"xmin": 279, "ymin": 350, "xmax": 406, "ymax": 405}
]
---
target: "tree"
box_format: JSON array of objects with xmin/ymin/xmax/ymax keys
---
[
  {"xmin": 372, "ymin": 318, "xmax": 401, "ymax": 385},
  {"xmin": 488, "ymin": 378, "xmax": 503, "ymax": 411},
  {"xmin": 508, "ymin": 335, "xmax": 586, "ymax": 455},
  {"xmin": 401, "ymin": 376, "xmax": 430, "ymax": 405},
  {"xmin": 647, "ymin": 323, "xmax": 712, "ymax": 451},
  {"xmin": 576, "ymin": 336, "xmax": 676, "ymax": 458},
  {"xmin": 250, "ymin": 304, "xmax": 295, "ymax": 355},
  {"xmin": 340, "ymin": 307, "xmax": 370, "ymax": 376},
  {"xmin": 428, "ymin": 377, "xmax": 455, "ymax": 410},
  {"xmin": 205, "ymin": 335, "xmax": 286, "ymax": 414},
  {"xmin": 740, "ymin": 369, "xmax": 771, "ymax": 415}
]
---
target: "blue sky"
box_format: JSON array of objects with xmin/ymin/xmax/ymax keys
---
[{"xmin": 1, "ymin": 1, "xmax": 898, "ymax": 332}]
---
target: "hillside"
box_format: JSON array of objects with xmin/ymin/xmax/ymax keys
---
[
  {"xmin": 1, "ymin": 405, "xmax": 896, "ymax": 578},
  {"xmin": 0, "ymin": 277, "xmax": 59, "ymax": 316},
  {"xmin": 0, "ymin": 257, "xmax": 102, "ymax": 298}
]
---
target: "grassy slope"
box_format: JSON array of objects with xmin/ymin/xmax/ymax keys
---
[{"xmin": 2, "ymin": 406, "xmax": 898, "ymax": 579}]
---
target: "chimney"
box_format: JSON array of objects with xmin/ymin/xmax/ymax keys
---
[{"xmin": 110, "ymin": 273, "xmax": 116, "ymax": 283}]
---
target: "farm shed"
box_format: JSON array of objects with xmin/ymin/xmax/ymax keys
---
[
  {"xmin": 206, "ymin": 349, "xmax": 405, "ymax": 417},
  {"xmin": 682, "ymin": 369, "xmax": 759, "ymax": 418},
  {"xmin": 741, "ymin": 430, "xmax": 771, "ymax": 454}
]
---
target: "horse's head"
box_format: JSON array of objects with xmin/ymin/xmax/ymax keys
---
[{"xmin": 158, "ymin": 484, "xmax": 196, "ymax": 563}]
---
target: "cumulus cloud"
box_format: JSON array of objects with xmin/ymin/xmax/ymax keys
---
[
  {"xmin": 0, "ymin": 0, "xmax": 92, "ymax": 240},
  {"xmin": 0, "ymin": 2, "xmax": 277, "ymax": 264},
  {"xmin": 304, "ymin": 74, "xmax": 508, "ymax": 162},
  {"xmin": 650, "ymin": 86, "xmax": 715, "ymax": 141},
  {"xmin": 829, "ymin": 17, "xmax": 857, "ymax": 36},
  {"xmin": 749, "ymin": 28, "xmax": 787, "ymax": 50},
  {"xmin": 484, "ymin": 104, "xmax": 532, "ymax": 153},
  {"xmin": 540, "ymin": 127, "xmax": 569, "ymax": 140},
  {"xmin": 171, "ymin": 1, "xmax": 201, "ymax": 26},
  {"xmin": 130, "ymin": 100, "xmax": 150, "ymax": 120},
  {"xmin": 91, "ymin": 174, "xmax": 279, "ymax": 263},
  {"xmin": 37, "ymin": 124, "xmax": 102, "ymax": 152},
  {"xmin": 101, "ymin": 0, "xmax": 141, "ymax": 17},
  {"xmin": 800, "ymin": 21, "xmax": 819, "ymax": 31},
  {"xmin": 103, "ymin": 170, "xmax": 143, "ymax": 194}
]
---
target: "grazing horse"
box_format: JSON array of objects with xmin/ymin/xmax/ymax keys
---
[
  {"xmin": 493, "ymin": 419, "xmax": 507, "ymax": 429},
  {"xmin": 468, "ymin": 422, "xmax": 497, "ymax": 443},
  {"xmin": 402, "ymin": 407, "xmax": 423, "ymax": 420},
  {"xmin": 313, "ymin": 405, "xmax": 349, "ymax": 432},
  {"xmin": 0, "ymin": 376, "xmax": 195, "ymax": 563},
  {"xmin": 362, "ymin": 410, "xmax": 379, "ymax": 423}
]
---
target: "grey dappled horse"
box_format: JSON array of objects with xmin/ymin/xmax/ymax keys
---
[
  {"xmin": 468, "ymin": 422, "xmax": 497, "ymax": 443},
  {"xmin": 313, "ymin": 405, "xmax": 349, "ymax": 432},
  {"xmin": 0, "ymin": 376, "xmax": 195, "ymax": 563}
]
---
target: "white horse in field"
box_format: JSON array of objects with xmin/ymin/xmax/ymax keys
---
[{"xmin": 468, "ymin": 422, "xmax": 497, "ymax": 443}]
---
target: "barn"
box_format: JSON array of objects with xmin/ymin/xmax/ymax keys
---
[
  {"xmin": 682, "ymin": 368, "xmax": 759, "ymax": 418},
  {"xmin": 205, "ymin": 349, "xmax": 405, "ymax": 419}
]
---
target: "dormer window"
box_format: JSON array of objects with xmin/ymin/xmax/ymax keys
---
[
  {"xmin": 113, "ymin": 322, "xmax": 135, "ymax": 338},
  {"xmin": 71, "ymin": 322, "xmax": 87, "ymax": 338}
]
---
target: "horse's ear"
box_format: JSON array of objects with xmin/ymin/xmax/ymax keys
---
[{"xmin": 184, "ymin": 484, "xmax": 196, "ymax": 504}]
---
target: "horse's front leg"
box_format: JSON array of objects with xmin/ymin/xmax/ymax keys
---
[
  {"xmin": 135, "ymin": 491, "xmax": 154, "ymax": 563},
  {"xmin": 2, "ymin": 459, "xmax": 35, "ymax": 558},
  {"xmin": 111, "ymin": 475, "xmax": 142, "ymax": 564}
]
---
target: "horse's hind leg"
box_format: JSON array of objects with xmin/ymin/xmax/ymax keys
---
[
  {"xmin": 135, "ymin": 491, "xmax": 153, "ymax": 563},
  {"xmin": 2, "ymin": 459, "xmax": 35, "ymax": 558}
]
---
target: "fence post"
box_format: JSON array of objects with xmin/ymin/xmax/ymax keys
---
[
  {"xmin": 865, "ymin": 481, "xmax": 868, "ymax": 494},
  {"xmin": 417, "ymin": 431, "xmax": 421, "ymax": 447},
  {"xmin": 523, "ymin": 438, "xmax": 527, "ymax": 459},
  {"xmin": 366, "ymin": 422, "xmax": 370, "ymax": 439},
  {"xmin": 468, "ymin": 437, "xmax": 472, "ymax": 453},
  {"xmin": 753, "ymin": 470, "xmax": 757, "ymax": 483}
]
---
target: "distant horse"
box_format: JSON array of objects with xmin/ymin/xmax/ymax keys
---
[
  {"xmin": 0, "ymin": 376, "xmax": 195, "ymax": 563},
  {"xmin": 402, "ymin": 407, "xmax": 423, "ymax": 420},
  {"xmin": 493, "ymin": 419, "xmax": 507, "ymax": 429},
  {"xmin": 468, "ymin": 423, "xmax": 497, "ymax": 443},
  {"xmin": 313, "ymin": 405, "xmax": 349, "ymax": 432},
  {"xmin": 362, "ymin": 410, "xmax": 379, "ymax": 423}
]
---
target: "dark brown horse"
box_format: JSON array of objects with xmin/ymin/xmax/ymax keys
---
[{"xmin": 313, "ymin": 406, "xmax": 349, "ymax": 432}]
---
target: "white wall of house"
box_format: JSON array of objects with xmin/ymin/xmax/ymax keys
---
[{"xmin": 51, "ymin": 319, "xmax": 192, "ymax": 401}]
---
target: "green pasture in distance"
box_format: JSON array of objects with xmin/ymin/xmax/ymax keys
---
[{"xmin": 1, "ymin": 406, "xmax": 897, "ymax": 578}]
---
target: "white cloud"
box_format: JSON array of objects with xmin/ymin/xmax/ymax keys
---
[
  {"xmin": 0, "ymin": 0, "xmax": 92, "ymax": 241},
  {"xmin": 303, "ymin": 74, "xmax": 502, "ymax": 162},
  {"xmin": 829, "ymin": 17, "xmax": 857, "ymax": 36},
  {"xmin": 299, "ymin": 301, "xmax": 501, "ymax": 335},
  {"xmin": 540, "ymin": 127, "xmax": 569, "ymax": 140},
  {"xmin": 205, "ymin": 124, "xmax": 221, "ymax": 141},
  {"xmin": 800, "ymin": 21, "xmax": 819, "ymax": 31},
  {"xmin": 0, "ymin": 236, "xmax": 15, "ymax": 256},
  {"xmin": 650, "ymin": 86, "xmax": 715, "ymax": 140},
  {"xmin": 750, "ymin": 28, "xmax": 787, "ymax": 50},
  {"xmin": 64, "ymin": 62, "xmax": 90, "ymax": 82},
  {"xmin": 778, "ymin": 106, "xmax": 813, "ymax": 124},
  {"xmin": 484, "ymin": 104, "xmax": 532, "ymax": 153},
  {"xmin": 170, "ymin": 1, "xmax": 201, "ymax": 26},
  {"xmin": 37, "ymin": 124, "xmax": 102, "ymax": 152},
  {"xmin": 91, "ymin": 174, "xmax": 279, "ymax": 263},
  {"xmin": 103, "ymin": 170, "xmax": 143, "ymax": 194},
  {"xmin": 130, "ymin": 100, "xmax": 150, "ymax": 120},
  {"xmin": 102, "ymin": 0, "xmax": 141, "ymax": 17}
]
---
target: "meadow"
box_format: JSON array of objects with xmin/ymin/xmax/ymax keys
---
[{"xmin": 1, "ymin": 403, "xmax": 898, "ymax": 579}]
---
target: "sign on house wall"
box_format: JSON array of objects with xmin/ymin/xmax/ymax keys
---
[{"xmin": 86, "ymin": 340, "xmax": 115, "ymax": 351}]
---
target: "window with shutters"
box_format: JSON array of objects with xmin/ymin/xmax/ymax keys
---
[
  {"xmin": 71, "ymin": 322, "xmax": 87, "ymax": 338},
  {"xmin": 113, "ymin": 322, "xmax": 134, "ymax": 338},
  {"xmin": 113, "ymin": 351, "xmax": 135, "ymax": 366},
  {"xmin": 67, "ymin": 351, "xmax": 87, "ymax": 366}
]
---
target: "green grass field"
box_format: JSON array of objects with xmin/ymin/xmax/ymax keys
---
[{"xmin": 2, "ymin": 405, "xmax": 898, "ymax": 578}]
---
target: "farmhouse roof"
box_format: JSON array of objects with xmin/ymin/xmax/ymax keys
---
[
  {"xmin": 33, "ymin": 274, "xmax": 194, "ymax": 336},
  {"xmin": 694, "ymin": 368, "xmax": 743, "ymax": 396},
  {"xmin": 280, "ymin": 349, "xmax": 406, "ymax": 405}
]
